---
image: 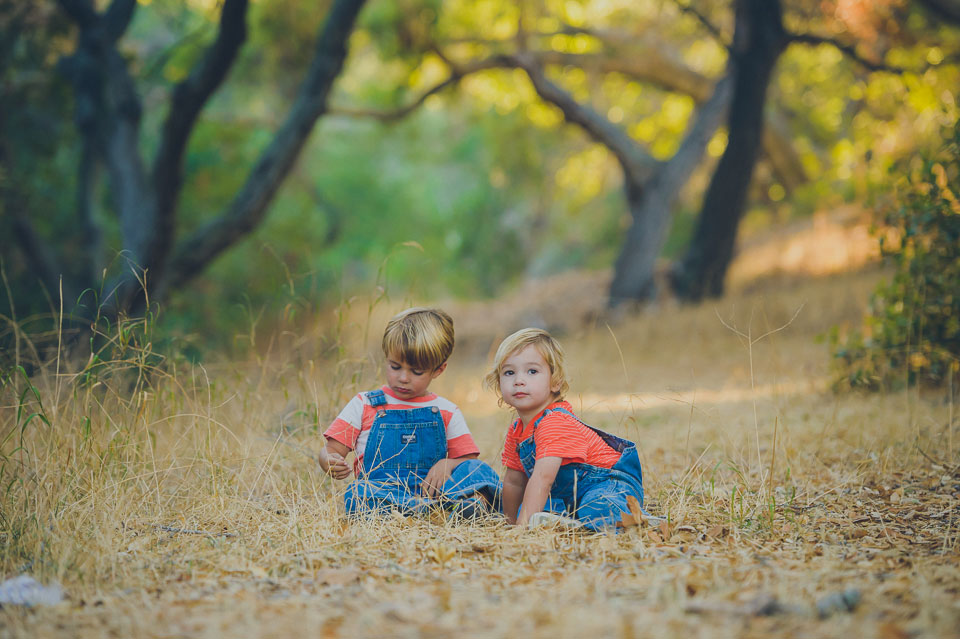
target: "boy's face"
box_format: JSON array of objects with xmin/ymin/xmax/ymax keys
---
[
  {"xmin": 498, "ymin": 344, "xmax": 560, "ymax": 422},
  {"xmin": 384, "ymin": 355, "xmax": 446, "ymax": 400}
]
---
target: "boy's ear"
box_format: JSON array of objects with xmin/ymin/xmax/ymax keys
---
[{"xmin": 431, "ymin": 362, "xmax": 448, "ymax": 378}]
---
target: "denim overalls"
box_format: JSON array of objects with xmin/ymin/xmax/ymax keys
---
[
  {"xmin": 516, "ymin": 406, "xmax": 647, "ymax": 531},
  {"xmin": 344, "ymin": 390, "xmax": 501, "ymax": 515}
]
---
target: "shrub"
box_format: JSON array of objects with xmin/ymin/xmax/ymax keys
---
[{"xmin": 829, "ymin": 132, "xmax": 960, "ymax": 391}]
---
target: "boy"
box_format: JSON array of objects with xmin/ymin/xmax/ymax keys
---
[
  {"xmin": 485, "ymin": 328, "xmax": 648, "ymax": 530},
  {"xmin": 319, "ymin": 307, "xmax": 499, "ymax": 516}
]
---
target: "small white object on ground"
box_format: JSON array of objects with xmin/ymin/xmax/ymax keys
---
[
  {"xmin": 0, "ymin": 575, "xmax": 64, "ymax": 607},
  {"xmin": 528, "ymin": 512, "xmax": 584, "ymax": 529}
]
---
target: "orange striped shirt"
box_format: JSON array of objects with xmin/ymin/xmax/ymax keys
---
[{"xmin": 501, "ymin": 401, "xmax": 621, "ymax": 473}]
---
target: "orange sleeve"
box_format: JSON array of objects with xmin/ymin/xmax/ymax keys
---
[{"xmin": 446, "ymin": 433, "xmax": 479, "ymax": 458}]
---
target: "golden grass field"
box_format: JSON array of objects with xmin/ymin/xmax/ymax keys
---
[{"xmin": 1, "ymin": 223, "xmax": 958, "ymax": 638}]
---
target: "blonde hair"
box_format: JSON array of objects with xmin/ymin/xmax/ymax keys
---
[
  {"xmin": 381, "ymin": 307, "xmax": 454, "ymax": 371},
  {"xmin": 484, "ymin": 328, "xmax": 569, "ymax": 402}
]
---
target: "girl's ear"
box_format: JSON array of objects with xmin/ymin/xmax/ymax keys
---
[
  {"xmin": 551, "ymin": 377, "xmax": 562, "ymax": 394},
  {"xmin": 431, "ymin": 361, "xmax": 448, "ymax": 378}
]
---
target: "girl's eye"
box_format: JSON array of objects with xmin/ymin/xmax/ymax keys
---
[
  {"xmin": 502, "ymin": 370, "xmax": 513, "ymax": 376},
  {"xmin": 412, "ymin": 370, "xmax": 424, "ymax": 376},
  {"xmin": 390, "ymin": 364, "xmax": 401, "ymax": 370},
  {"xmin": 528, "ymin": 369, "xmax": 538, "ymax": 375}
]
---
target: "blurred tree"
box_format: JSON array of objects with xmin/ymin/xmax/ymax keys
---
[
  {"xmin": 672, "ymin": 0, "xmax": 957, "ymax": 301},
  {"xmin": 6, "ymin": 0, "xmax": 366, "ymax": 323},
  {"xmin": 669, "ymin": 0, "xmax": 789, "ymax": 301}
]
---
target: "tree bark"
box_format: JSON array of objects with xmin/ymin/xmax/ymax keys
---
[
  {"xmin": 670, "ymin": 0, "xmax": 788, "ymax": 302},
  {"xmin": 608, "ymin": 75, "xmax": 733, "ymax": 305}
]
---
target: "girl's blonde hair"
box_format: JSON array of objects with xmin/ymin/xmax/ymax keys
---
[
  {"xmin": 381, "ymin": 307, "xmax": 455, "ymax": 371},
  {"xmin": 484, "ymin": 328, "xmax": 569, "ymax": 402}
]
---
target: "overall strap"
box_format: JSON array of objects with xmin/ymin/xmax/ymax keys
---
[
  {"xmin": 541, "ymin": 406, "xmax": 634, "ymax": 453},
  {"xmin": 366, "ymin": 389, "xmax": 387, "ymax": 407},
  {"xmin": 530, "ymin": 407, "xmax": 557, "ymax": 432}
]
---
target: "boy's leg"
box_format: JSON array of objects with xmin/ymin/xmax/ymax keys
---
[
  {"xmin": 441, "ymin": 459, "xmax": 502, "ymax": 512},
  {"xmin": 344, "ymin": 479, "xmax": 432, "ymax": 516},
  {"xmin": 573, "ymin": 479, "xmax": 640, "ymax": 531}
]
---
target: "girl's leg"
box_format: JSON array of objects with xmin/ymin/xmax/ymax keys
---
[{"xmin": 574, "ymin": 479, "xmax": 639, "ymax": 531}]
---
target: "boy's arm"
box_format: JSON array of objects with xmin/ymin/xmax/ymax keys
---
[
  {"xmin": 421, "ymin": 453, "xmax": 479, "ymax": 497},
  {"xmin": 317, "ymin": 438, "xmax": 353, "ymax": 480},
  {"xmin": 502, "ymin": 468, "xmax": 528, "ymax": 524},
  {"xmin": 516, "ymin": 456, "xmax": 562, "ymax": 526}
]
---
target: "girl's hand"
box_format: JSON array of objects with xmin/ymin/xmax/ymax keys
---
[{"xmin": 517, "ymin": 456, "xmax": 562, "ymax": 525}]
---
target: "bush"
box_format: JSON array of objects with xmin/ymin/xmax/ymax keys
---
[{"xmin": 829, "ymin": 132, "xmax": 960, "ymax": 391}]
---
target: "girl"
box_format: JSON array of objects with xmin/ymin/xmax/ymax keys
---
[{"xmin": 485, "ymin": 328, "xmax": 648, "ymax": 530}]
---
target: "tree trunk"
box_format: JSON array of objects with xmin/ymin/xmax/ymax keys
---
[
  {"xmin": 48, "ymin": 0, "xmax": 366, "ymax": 321},
  {"xmin": 670, "ymin": 0, "xmax": 787, "ymax": 302},
  {"xmin": 608, "ymin": 75, "xmax": 732, "ymax": 305}
]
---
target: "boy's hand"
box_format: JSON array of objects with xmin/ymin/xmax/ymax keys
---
[
  {"xmin": 318, "ymin": 445, "xmax": 353, "ymax": 480},
  {"xmin": 324, "ymin": 452, "xmax": 353, "ymax": 479},
  {"xmin": 422, "ymin": 458, "xmax": 455, "ymax": 498}
]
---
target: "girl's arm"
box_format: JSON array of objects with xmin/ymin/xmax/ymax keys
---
[
  {"xmin": 502, "ymin": 468, "xmax": 529, "ymax": 524},
  {"xmin": 318, "ymin": 438, "xmax": 353, "ymax": 480},
  {"xmin": 422, "ymin": 453, "xmax": 479, "ymax": 497},
  {"xmin": 516, "ymin": 456, "xmax": 562, "ymax": 526}
]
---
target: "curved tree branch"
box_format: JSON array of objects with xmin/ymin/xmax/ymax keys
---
[
  {"xmin": 670, "ymin": 0, "xmax": 730, "ymax": 48},
  {"xmin": 151, "ymin": 0, "xmax": 249, "ymax": 276},
  {"xmin": 510, "ymin": 52, "xmax": 660, "ymax": 183},
  {"xmin": 159, "ymin": 0, "xmax": 368, "ymax": 295},
  {"xmin": 788, "ymin": 32, "xmax": 906, "ymax": 73},
  {"xmin": 348, "ymin": 38, "xmax": 805, "ymax": 190},
  {"xmin": 102, "ymin": 0, "xmax": 137, "ymax": 44},
  {"xmin": 329, "ymin": 57, "xmax": 503, "ymax": 120},
  {"xmin": 55, "ymin": 0, "xmax": 97, "ymax": 29}
]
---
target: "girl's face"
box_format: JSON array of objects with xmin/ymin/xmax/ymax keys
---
[
  {"xmin": 385, "ymin": 355, "xmax": 445, "ymax": 400},
  {"xmin": 498, "ymin": 345, "xmax": 560, "ymax": 422}
]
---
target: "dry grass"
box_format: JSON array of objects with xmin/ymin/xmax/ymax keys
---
[{"xmin": 1, "ymin": 265, "xmax": 958, "ymax": 639}]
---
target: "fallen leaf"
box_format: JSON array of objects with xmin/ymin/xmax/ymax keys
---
[
  {"xmin": 659, "ymin": 520, "xmax": 670, "ymax": 539},
  {"xmin": 705, "ymin": 525, "xmax": 727, "ymax": 539}
]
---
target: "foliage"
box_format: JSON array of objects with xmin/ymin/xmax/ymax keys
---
[
  {"xmin": 829, "ymin": 131, "xmax": 960, "ymax": 391},
  {"xmin": 1, "ymin": 0, "xmax": 959, "ymax": 348}
]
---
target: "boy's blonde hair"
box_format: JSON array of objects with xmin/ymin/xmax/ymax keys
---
[
  {"xmin": 484, "ymin": 328, "xmax": 569, "ymax": 402},
  {"xmin": 381, "ymin": 307, "xmax": 455, "ymax": 371}
]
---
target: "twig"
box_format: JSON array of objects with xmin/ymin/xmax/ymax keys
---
[
  {"xmin": 669, "ymin": 0, "xmax": 729, "ymax": 48},
  {"xmin": 788, "ymin": 32, "xmax": 910, "ymax": 73},
  {"xmin": 915, "ymin": 442, "xmax": 942, "ymax": 467},
  {"xmin": 153, "ymin": 524, "xmax": 237, "ymax": 538}
]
